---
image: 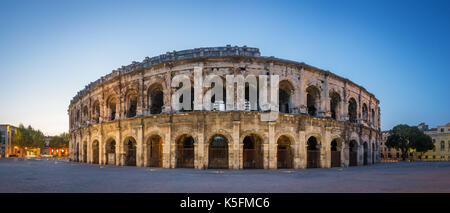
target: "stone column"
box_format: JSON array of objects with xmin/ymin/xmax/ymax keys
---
[
  {"xmin": 268, "ymin": 122, "xmax": 277, "ymax": 169},
  {"xmin": 298, "ymin": 130, "xmax": 307, "ymax": 169},
  {"xmin": 196, "ymin": 134, "xmax": 205, "ymax": 170},
  {"xmin": 163, "ymin": 124, "xmax": 172, "ymax": 168},
  {"xmin": 342, "ymin": 142, "xmax": 349, "ymax": 167},
  {"xmin": 293, "ymin": 139, "xmax": 301, "ymax": 169},
  {"xmin": 321, "ymin": 75, "xmax": 331, "ymax": 117},
  {"xmin": 323, "ymin": 128, "xmax": 331, "ymax": 168},
  {"xmin": 137, "ymin": 76, "xmax": 145, "ymax": 116},
  {"xmin": 162, "ymin": 71, "xmax": 172, "ymax": 113},
  {"xmin": 340, "ymin": 83, "xmax": 348, "ymax": 121},
  {"xmin": 232, "ymin": 121, "xmax": 240, "ymax": 169},
  {"xmin": 136, "ymin": 124, "xmax": 144, "ymax": 167},
  {"xmin": 263, "ymin": 143, "xmax": 269, "ymax": 169},
  {"xmin": 297, "ymin": 68, "xmax": 307, "ymax": 114}
]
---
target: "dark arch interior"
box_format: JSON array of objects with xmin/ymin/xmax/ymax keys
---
[
  {"xmin": 348, "ymin": 98, "xmax": 357, "ymax": 123},
  {"xmin": 330, "ymin": 93, "xmax": 340, "ymax": 120},
  {"xmin": 331, "ymin": 139, "xmax": 341, "ymax": 167},
  {"xmin": 106, "ymin": 140, "xmax": 116, "ymax": 165},
  {"xmin": 125, "ymin": 138, "xmax": 137, "ymax": 166},
  {"xmin": 92, "ymin": 140, "xmax": 99, "ymax": 164},
  {"xmin": 176, "ymin": 135, "xmax": 195, "ymax": 168},
  {"xmin": 243, "ymin": 134, "xmax": 263, "ymax": 169},
  {"xmin": 149, "ymin": 86, "xmax": 164, "ymax": 114},
  {"xmin": 349, "ymin": 140, "xmax": 358, "ymax": 166},
  {"xmin": 127, "ymin": 94, "xmax": 138, "ymax": 118},
  {"xmin": 277, "ymin": 135, "xmax": 293, "ymax": 169},
  {"xmin": 148, "ymin": 135, "xmax": 162, "ymax": 167},
  {"xmin": 208, "ymin": 135, "xmax": 229, "ymax": 169},
  {"xmin": 307, "ymin": 136, "xmax": 320, "ymax": 168}
]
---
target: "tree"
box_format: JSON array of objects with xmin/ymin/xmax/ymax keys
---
[
  {"xmin": 49, "ymin": 133, "xmax": 69, "ymax": 148},
  {"xmin": 12, "ymin": 124, "xmax": 46, "ymax": 149},
  {"xmin": 386, "ymin": 124, "xmax": 434, "ymax": 161}
]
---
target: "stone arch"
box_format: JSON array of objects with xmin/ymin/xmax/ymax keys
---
[
  {"xmin": 82, "ymin": 105, "xmax": 89, "ymax": 124},
  {"xmin": 92, "ymin": 100, "xmax": 101, "ymax": 123},
  {"xmin": 330, "ymin": 137, "xmax": 343, "ymax": 167},
  {"xmin": 208, "ymin": 134, "xmax": 229, "ymax": 169},
  {"xmin": 92, "ymin": 139, "xmax": 99, "ymax": 164},
  {"xmin": 175, "ymin": 134, "xmax": 195, "ymax": 168},
  {"xmin": 105, "ymin": 137, "xmax": 116, "ymax": 165},
  {"xmin": 174, "ymin": 78, "xmax": 194, "ymax": 112},
  {"xmin": 363, "ymin": 141, "xmax": 369, "ymax": 165},
  {"xmin": 277, "ymin": 135, "xmax": 294, "ymax": 169},
  {"xmin": 362, "ymin": 103, "xmax": 368, "ymax": 122},
  {"xmin": 125, "ymin": 89, "xmax": 138, "ymax": 118},
  {"xmin": 242, "ymin": 133, "xmax": 264, "ymax": 169},
  {"xmin": 329, "ymin": 91, "xmax": 341, "ymax": 120},
  {"xmin": 306, "ymin": 85, "xmax": 321, "ymax": 116},
  {"xmin": 348, "ymin": 97, "xmax": 357, "ymax": 123},
  {"xmin": 123, "ymin": 136, "xmax": 137, "ymax": 166},
  {"xmin": 306, "ymin": 136, "xmax": 320, "ymax": 168},
  {"xmin": 147, "ymin": 83, "xmax": 164, "ymax": 115},
  {"xmin": 106, "ymin": 95, "xmax": 118, "ymax": 121},
  {"xmin": 147, "ymin": 134, "xmax": 163, "ymax": 167},
  {"xmin": 279, "ymin": 80, "xmax": 295, "ymax": 113},
  {"xmin": 240, "ymin": 129, "xmax": 268, "ymax": 144},
  {"xmin": 349, "ymin": 139, "xmax": 359, "ymax": 166},
  {"xmin": 82, "ymin": 140, "xmax": 87, "ymax": 162}
]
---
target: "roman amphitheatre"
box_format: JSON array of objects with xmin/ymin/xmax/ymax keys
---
[{"xmin": 68, "ymin": 45, "xmax": 381, "ymax": 169}]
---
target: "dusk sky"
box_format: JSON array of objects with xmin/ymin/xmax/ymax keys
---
[{"xmin": 1, "ymin": 0, "xmax": 449, "ymax": 135}]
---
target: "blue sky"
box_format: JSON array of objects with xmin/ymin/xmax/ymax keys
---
[{"xmin": 0, "ymin": 0, "xmax": 449, "ymax": 135}]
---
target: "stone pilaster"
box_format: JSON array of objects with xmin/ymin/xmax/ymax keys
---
[{"xmin": 268, "ymin": 122, "xmax": 277, "ymax": 169}]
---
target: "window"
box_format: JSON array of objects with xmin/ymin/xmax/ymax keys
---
[
  {"xmin": 441, "ymin": 128, "xmax": 444, "ymax": 132},
  {"xmin": 441, "ymin": 141, "xmax": 445, "ymax": 151}
]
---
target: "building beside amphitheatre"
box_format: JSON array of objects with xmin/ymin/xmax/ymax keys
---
[{"xmin": 68, "ymin": 45, "xmax": 381, "ymax": 169}]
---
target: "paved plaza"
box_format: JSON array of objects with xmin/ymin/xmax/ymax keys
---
[{"xmin": 1, "ymin": 158, "xmax": 450, "ymax": 193}]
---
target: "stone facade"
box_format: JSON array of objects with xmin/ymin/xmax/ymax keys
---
[
  {"xmin": 416, "ymin": 123, "xmax": 450, "ymax": 161},
  {"xmin": 0, "ymin": 124, "xmax": 16, "ymax": 158},
  {"xmin": 68, "ymin": 46, "xmax": 381, "ymax": 169}
]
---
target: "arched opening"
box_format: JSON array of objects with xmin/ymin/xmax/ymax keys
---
[
  {"xmin": 210, "ymin": 85, "xmax": 227, "ymax": 111},
  {"xmin": 176, "ymin": 134, "xmax": 195, "ymax": 168},
  {"xmin": 330, "ymin": 92, "xmax": 341, "ymax": 120},
  {"xmin": 349, "ymin": 140, "xmax": 358, "ymax": 166},
  {"xmin": 371, "ymin": 109, "xmax": 375, "ymax": 124},
  {"xmin": 208, "ymin": 135, "xmax": 229, "ymax": 169},
  {"xmin": 307, "ymin": 136, "xmax": 320, "ymax": 168},
  {"xmin": 92, "ymin": 140, "xmax": 99, "ymax": 164},
  {"xmin": 107, "ymin": 97, "xmax": 117, "ymax": 121},
  {"xmin": 244, "ymin": 82, "xmax": 259, "ymax": 111},
  {"xmin": 147, "ymin": 135, "xmax": 162, "ymax": 167},
  {"xmin": 362, "ymin": 103, "xmax": 368, "ymax": 122},
  {"xmin": 279, "ymin": 81, "xmax": 293, "ymax": 113},
  {"xmin": 148, "ymin": 84, "xmax": 164, "ymax": 114},
  {"xmin": 82, "ymin": 105, "xmax": 88, "ymax": 124},
  {"xmin": 124, "ymin": 137, "xmax": 137, "ymax": 166},
  {"xmin": 75, "ymin": 143, "xmax": 79, "ymax": 162},
  {"xmin": 277, "ymin": 135, "xmax": 293, "ymax": 169},
  {"xmin": 372, "ymin": 143, "xmax": 375, "ymax": 164},
  {"xmin": 363, "ymin": 142, "xmax": 368, "ymax": 165},
  {"xmin": 93, "ymin": 100, "xmax": 100, "ymax": 123},
  {"xmin": 76, "ymin": 109, "xmax": 80, "ymax": 123},
  {"xmin": 348, "ymin": 98, "xmax": 357, "ymax": 123},
  {"xmin": 306, "ymin": 86, "xmax": 320, "ymax": 116},
  {"xmin": 126, "ymin": 92, "xmax": 138, "ymax": 118},
  {"xmin": 243, "ymin": 134, "xmax": 263, "ymax": 169},
  {"xmin": 105, "ymin": 139, "xmax": 116, "ymax": 165},
  {"xmin": 83, "ymin": 141, "xmax": 87, "ymax": 162},
  {"xmin": 331, "ymin": 139, "xmax": 341, "ymax": 167}
]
